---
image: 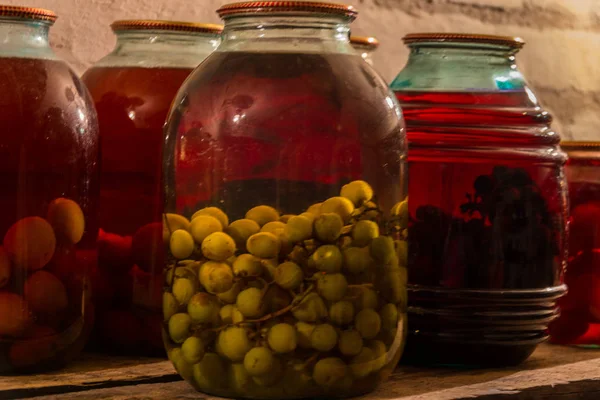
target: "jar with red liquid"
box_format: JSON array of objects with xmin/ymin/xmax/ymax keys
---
[
  {"xmin": 0, "ymin": 6, "xmax": 99, "ymax": 372},
  {"xmin": 161, "ymin": 2, "xmax": 408, "ymax": 398},
  {"xmin": 350, "ymin": 35, "xmax": 378, "ymax": 67},
  {"xmin": 82, "ymin": 20, "xmax": 222, "ymax": 356},
  {"xmin": 550, "ymin": 142, "xmax": 600, "ymax": 346},
  {"xmin": 391, "ymin": 33, "xmax": 568, "ymax": 366}
]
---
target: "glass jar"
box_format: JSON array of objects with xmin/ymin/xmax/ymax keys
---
[
  {"xmin": 350, "ymin": 35, "xmax": 378, "ymax": 66},
  {"xmin": 82, "ymin": 20, "xmax": 222, "ymax": 356},
  {"xmin": 550, "ymin": 142, "xmax": 600, "ymax": 346},
  {"xmin": 391, "ymin": 33, "xmax": 568, "ymax": 366},
  {"xmin": 162, "ymin": 1, "xmax": 408, "ymax": 398},
  {"xmin": 0, "ymin": 6, "xmax": 99, "ymax": 372}
]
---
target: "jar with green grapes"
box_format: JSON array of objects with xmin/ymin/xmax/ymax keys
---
[{"xmin": 161, "ymin": 1, "xmax": 408, "ymax": 398}]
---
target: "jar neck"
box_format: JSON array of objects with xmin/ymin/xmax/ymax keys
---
[
  {"xmin": 96, "ymin": 30, "xmax": 220, "ymax": 69},
  {"xmin": 218, "ymin": 15, "xmax": 353, "ymax": 54},
  {"xmin": 391, "ymin": 43, "xmax": 527, "ymax": 93},
  {"xmin": 0, "ymin": 18, "xmax": 55, "ymax": 59}
]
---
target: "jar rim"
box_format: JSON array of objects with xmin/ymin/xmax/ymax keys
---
[
  {"xmin": 217, "ymin": 1, "xmax": 357, "ymax": 20},
  {"xmin": 111, "ymin": 20, "xmax": 223, "ymax": 34},
  {"xmin": 350, "ymin": 35, "xmax": 379, "ymax": 48},
  {"xmin": 0, "ymin": 5, "xmax": 56, "ymax": 23},
  {"xmin": 403, "ymin": 33, "xmax": 525, "ymax": 48}
]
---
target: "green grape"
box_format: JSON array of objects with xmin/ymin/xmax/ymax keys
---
[
  {"xmin": 378, "ymin": 266, "xmax": 407, "ymax": 304},
  {"xmin": 236, "ymin": 287, "xmax": 266, "ymax": 318},
  {"xmin": 168, "ymin": 313, "xmax": 192, "ymax": 343},
  {"xmin": 329, "ymin": 300, "xmax": 354, "ymax": 326},
  {"xmin": 162, "ymin": 213, "xmax": 191, "ymax": 243},
  {"xmin": 298, "ymin": 212, "xmax": 316, "ymax": 224},
  {"xmin": 163, "ymin": 292, "xmax": 179, "ymax": 321},
  {"xmin": 262, "ymin": 285, "xmax": 292, "ymax": 315},
  {"xmin": 189, "ymin": 215, "xmax": 223, "ymax": 245},
  {"xmin": 243, "ymin": 346, "xmax": 275, "ymax": 376},
  {"xmin": 390, "ymin": 199, "xmax": 409, "ymax": 229},
  {"xmin": 349, "ymin": 347, "xmax": 374, "ymax": 378},
  {"xmin": 261, "ymin": 221, "xmax": 286, "ymax": 234},
  {"xmin": 217, "ymin": 281, "xmax": 243, "ymax": 304},
  {"xmin": 359, "ymin": 200, "xmax": 380, "ymax": 221},
  {"xmin": 380, "ymin": 303, "xmax": 399, "ymax": 331},
  {"xmin": 169, "ymin": 347, "xmax": 193, "ymax": 381},
  {"xmin": 187, "ymin": 293, "xmax": 219, "ymax": 324},
  {"xmin": 172, "ymin": 277, "xmax": 196, "ymax": 306},
  {"xmin": 273, "ymin": 228, "xmax": 294, "ymax": 257},
  {"xmin": 219, "ymin": 304, "xmax": 236, "ymax": 324},
  {"xmin": 338, "ymin": 329, "xmax": 363, "ymax": 357},
  {"xmin": 306, "ymin": 202, "xmax": 322, "ymax": 216},
  {"xmin": 317, "ymin": 273, "xmax": 348, "ymax": 302},
  {"xmin": 312, "ymin": 357, "xmax": 348, "ymax": 388},
  {"xmin": 352, "ymin": 220, "xmax": 379, "ymax": 247},
  {"xmin": 292, "ymin": 292, "xmax": 328, "ymax": 322},
  {"xmin": 225, "ymin": 219, "xmax": 261, "ymax": 251},
  {"xmin": 181, "ymin": 336, "xmax": 205, "ymax": 364},
  {"xmin": 192, "ymin": 207, "xmax": 229, "ymax": 229},
  {"xmin": 246, "ymin": 205, "xmax": 280, "ymax": 227},
  {"xmin": 247, "ymin": 232, "xmax": 280, "ymax": 259},
  {"xmin": 279, "ymin": 214, "xmax": 295, "ymax": 223},
  {"xmin": 340, "ymin": 180, "xmax": 374, "ymax": 207},
  {"xmin": 199, "ymin": 261, "xmax": 233, "ymax": 294},
  {"xmin": 339, "ymin": 236, "xmax": 353, "ymax": 249},
  {"xmin": 288, "ymin": 245, "xmax": 310, "ymax": 265},
  {"xmin": 313, "ymin": 213, "xmax": 343, "ymax": 243},
  {"xmin": 217, "ymin": 326, "xmax": 252, "ymax": 361},
  {"xmin": 252, "ymin": 357, "xmax": 283, "ymax": 387},
  {"xmin": 368, "ymin": 340, "xmax": 387, "ymax": 372},
  {"xmin": 321, "ymin": 196, "xmax": 354, "ymax": 223},
  {"xmin": 281, "ymin": 360, "xmax": 316, "ymax": 396},
  {"xmin": 311, "ymin": 245, "xmax": 343, "ymax": 273},
  {"xmin": 226, "ymin": 255, "xmax": 237, "ymax": 266},
  {"xmin": 193, "ymin": 352, "xmax": 226, "ymax": 389},
  {"xmin": 229, "ymin": 362, "xmax": 253, "ymax": 393},
  {"xmin": 232, "ymin": 253, "xmax": 263, "ymax": 277},
  {"xmin": 284, "ymin": 215, "xmax": 313, "ymax": 243},
  {"xmin": 201, "ymin": 232, "xmax": 236, "ymax": 261},
  {"xmin": 273, "ymin": 261, "xmax": 303, "ymax": 290},
  {"xmin": 261, "ymin": 258, "xmax": 278, "ymax": 281},
  {"xmin": 169, "ymin": 229, "xmax": 195, "ymax": 259},
  {"xmin": 310, "ymin": 323, "xmax": 338, "ymax": 352},
  {"xmin": 355, "ymin": 309, "xmax": 381, "ymax": 339},
  {"xmin": 352, "ymin": 287, "xmax": 379, "ymax": 310},
  {"xmin": 295, "ymin": 322, "xmax": 315, "ymax": 349},
  {"xmin": 342, "ymin": 247, "xmax": 374, "ymax": 274},
  {"xmin": 395, "ymin": 240, "xmax": 408, "ymax": 268},
  {"xmin": 268, "ymin": 323, "xmax": 297, "ymax": 354},
  {"xmin": 165, "ymin": 266, "xmax": 196, "ymax": 285},
  {"xmin": 370, "ymin": 236, "xmax": 397, "ymax": 265}
]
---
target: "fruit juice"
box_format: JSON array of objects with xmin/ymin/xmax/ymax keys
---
[
  {"xmin": 0, "ymin": 57, "xmax": 99, "ymax": 372},
  {"xmin": 82, "ymin": 66, "xmax": 193, "ymax": 355}
]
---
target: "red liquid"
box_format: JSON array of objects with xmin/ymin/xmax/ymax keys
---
[
  {"xmin": 83, "ymin": 66, "xmax": 192, "ymax": 355},
  {"xmin": 0, "ymin": 57, "xmax": 99, "ymax": 372},
  {"xmin": 395, "ymin": 89, "xmax": 567, "ymax": 366},
  {"xmin": 165, "ymin": 52, "xmax": 405, "ymax": 218}
]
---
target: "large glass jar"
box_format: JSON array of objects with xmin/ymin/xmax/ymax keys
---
[
  {"xmin": 391, "ymin": 33, "xmax": 568, "ymax": 366},
  {"xmin": 161, "ymin": 2, "xmax": 408, "ymax": 398},
  {"xmin": 82, "ymin": 20, "xmax": 222, "ymax": 356},
  {"xmin": 0, "ymin": 6, "xmax": 99, "ymax": 372},
  {"xmin": 350, "ymin": 35, "xmax": 379, "ymax": 66},
  {"xmin": 550, "ymin": 142, "xmax": 600, "ymax": 346}
]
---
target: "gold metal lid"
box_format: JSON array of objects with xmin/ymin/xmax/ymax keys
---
[
  {"xmin": 350, "ymin": 36, "xmax": 379, "ymax": 49},
  {"xmin": 403, "ymin": 33, "xmax": 525, "ymax": 48},
  {"xmin": 560, "ymin": 141, "xmax": 600, "ymax": 150},
  {"xmin": 111, "ymin": 20, "xmax": 223, "ymax": 34},
  {"xmin": 217, "ymin": 1, "xmax": 357, "ymax": 20},
  {"xmin": 0, "ymin": 5, "xmax": 57, "ymax": 23}
]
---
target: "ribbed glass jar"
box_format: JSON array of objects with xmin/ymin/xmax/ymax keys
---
[
  {"xmin": 162, "ymin": 1, "xmax": 408, "ymax": 398},
  {"xmin": 82, "ymin": 20, "xmax": 222, "ymax": 356},
  {"xmin": 350, "ymin": 35, "xmax": 378, "ymax": 66},
  {"xmin": 0, "ymin": 5, "xmax": 99, "ymax": 373}
]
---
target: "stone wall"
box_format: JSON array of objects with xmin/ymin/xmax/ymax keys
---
[{"xmin": 3, "ymin": 0, "xmax": 600, "ymax": 140}]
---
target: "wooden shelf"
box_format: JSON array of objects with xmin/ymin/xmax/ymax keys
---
[{"xmin": 1, "ymin": 343, "xmax": 600, "ymax": 399}]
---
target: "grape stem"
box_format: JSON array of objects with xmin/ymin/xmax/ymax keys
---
[
  {"xmin": 246, "ymin": 284, "xmax": 315, "ymax": 324},
  {"xmin": 348, "ymin": 283, "xmax": 374, "ymax": 289}
]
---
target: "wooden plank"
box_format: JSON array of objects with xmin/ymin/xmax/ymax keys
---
[{"xmin": 3, "ymin": 343, "xmax": 600, "ymax": 399}]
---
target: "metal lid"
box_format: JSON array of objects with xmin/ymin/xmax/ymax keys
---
[
  {"xmin": 0, "ymin": 5, "xmax": 57, "ymax": 23},
  {"xmin": 561, "ymin": 141, "xmax": 600, "ymax": 150},
  {"xmin": 403, "ymin": 33, "xmax": 525, "ymax": 48},
  {"xmin": 350, "ymin": 35, "xmax": 379, "ymax": 49},
  {"xmin": 111, "ymin": 20, "xmax": 223, "ymax": 34},
  {"xmin": 217, "ymin": 1, "xmax": 357, "ymax": 20}
]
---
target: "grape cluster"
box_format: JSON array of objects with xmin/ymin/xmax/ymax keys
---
[{"xmin": 162, "ymin": 181, "xmax": 408, "ymax": 398}]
